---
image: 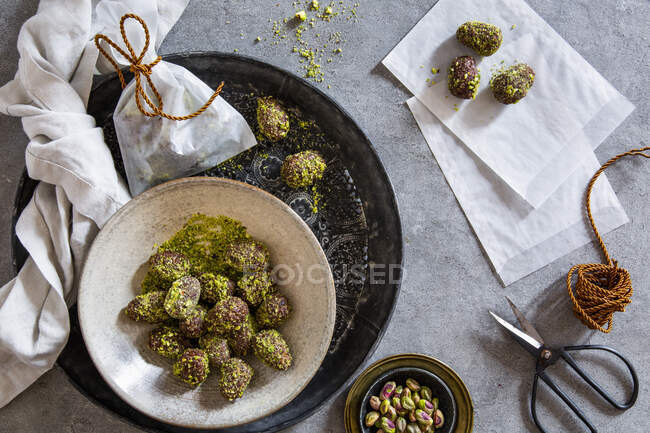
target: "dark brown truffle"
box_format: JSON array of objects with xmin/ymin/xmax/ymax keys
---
[
  {"xmin": 205, "ymin": 296, "xmax": 250, "ymax": 333},
  {"xmin": 447, "ymin": 56, "xmax": 480, "ymax": 100},
  {"xmin": 456, "ymin": 21, "xmax": 503, "ymax": 56},
  {"xmin": 256, "ymin": 293, "xmax": 291, "ymax": 328},
  {"xmin": 218, "ymin": 358, "xmax": 253, "ymax": 401},
  {"xmin": 490, "ymin": 63, "xmax": 535, "ymax": 104}
]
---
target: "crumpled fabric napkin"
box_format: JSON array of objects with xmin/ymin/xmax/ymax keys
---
[
  {"xmin": 408, "ymin": 97, "xmax": 628, "ymax": 285},
  {"xmin": 383, "ymin": 0, "xmax": 634, "ymax": 207},
  {"xmin": 0, "ymin": 0, "xmax": 188, "ymax": 407}
]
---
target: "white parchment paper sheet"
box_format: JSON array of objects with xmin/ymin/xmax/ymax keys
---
[
  {"xmin": 384, "ymin": 0, "xmax": 634, "ymax": 208},
  {"xmin": 408, "ymin": 97, "xmax": 628, "ymax": 285}
]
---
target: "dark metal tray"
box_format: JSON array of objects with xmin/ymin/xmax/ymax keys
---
[{"xmin": 11, "ymin": 52, "xmax": 402, "ymax": 432}]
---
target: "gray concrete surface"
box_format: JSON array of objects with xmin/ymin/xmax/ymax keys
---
[{"xmin": 1, "ymin": 1, "xmax": 648, "ymax": 432}]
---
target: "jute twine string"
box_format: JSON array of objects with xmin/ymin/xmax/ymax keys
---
[
  {"xmin": 567, "ymin": 146, "xmax": 650, "ymax": 333},
  {"xmin": 94, "ymin": 13, "xmax": 223, "ymax": 121}
]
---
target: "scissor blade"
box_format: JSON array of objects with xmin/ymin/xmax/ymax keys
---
[
  {"xmin": 505, "ymin": 297, "xmax": 545, "ymax": 345},
  {"xmin": 489, "ymin": 311, "xmax": 542, "ymax": 355}
]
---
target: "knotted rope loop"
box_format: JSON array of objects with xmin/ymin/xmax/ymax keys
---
[
  {"xmin": 567, "ymin": 146, "xmax": 650, "ymax": 333},
  {"xmin": 94, "ymin": 13, "xmax": 224, "ymax": 121}
]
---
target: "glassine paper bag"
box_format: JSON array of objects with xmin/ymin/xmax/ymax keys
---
[
  {"xmin": 94, "ymin": 1, "xmax": 257, "ymax": 196},
  {"xmin": 383, "ymin": 0, "xmax": 634, "ymax": 208}
]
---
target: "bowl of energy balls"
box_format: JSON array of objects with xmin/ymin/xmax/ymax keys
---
[{"xmin": 77, "ymin": 177, "xmax": 336, "ymax": 429}]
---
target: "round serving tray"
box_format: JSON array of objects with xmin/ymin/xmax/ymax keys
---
[{"xmin": 11, "ymin": 52, "xmax": 403, "ymax": 432}]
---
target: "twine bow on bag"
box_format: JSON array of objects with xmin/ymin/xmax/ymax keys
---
[
  {"xmin": 567, "ymin": 146, "xmax": 650, "ymax": 333},
  {"xmin": 94, "ymin": 13, "xmax": 223, "ymax": 120}
]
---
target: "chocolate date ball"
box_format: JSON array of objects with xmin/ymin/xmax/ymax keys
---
[
  {"xmin": 149, "ymin": 326, "xmax": 190, "ymax": 359},
  {"xmin": 490, "ymin": 63, "xmax": 535, "ymax": 104},
  {"xmin": 172, "ymin": 348, "xmax": 210, "ymax": 387},
  {"xmin": 218, "ymin": 358, "xmax": 254, "ymax": 401},
  {"xmin": 257, "ymin": 96, "xmax": 290, "ymax": 141},
  {"xmin": 281, "ymin": 150, "xmax": 327, "ymax": 189},
  {"xmin": 256, "ymin": 293, "xmax": 291, "ymax": 328},
  {"xmin": 125, "ymin": 291, "xmax": 170, "ymax": 323},
  {"xmin": 205, "ymin": 296, "xmax": 249, "ymax": 333},
  {"xmin": 456, "ymin": 21, "xmax": 503, "ymax": 56},
  {"xmin": 179, "ymin": 304, "xmax": 207, "ymax": 338},
  {"xmin": 224, "ymin": 239, "xmax": 270, "ymax": 273},
  {"xmin": 252, "ymin": 329, "xmax": 292, "ymax": 371},
  {"xmin": 226, "ymin": 315, "xmax": 257, "ymax": 357},
  {"xmin": 148, "ymin": 251, "xmax": 190, "ymax": 286},
  {"xmin": 237, "ymin": 272, "xmax": 273, "ymax": 306},
  {"xmin": 448, "ymin": 56, "xmax": 480, "ymax": 100},
  {"xmin": 198, "ymin": 273, "xmax": 234, "ymax": 304},
  {"xmin": 164, "ymin": 276, "xmax": 201, "ymax": 319},
  {"xmin": 199, "ymin": 333, "xmax": 230, "ymax": 368}
]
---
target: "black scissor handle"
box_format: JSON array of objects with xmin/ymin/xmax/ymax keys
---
[
  {"xmin": 531, "ymin": 370, "xmax": 598, "ymax": 433},
  {"xmin": 562, "ymin": 345, "xmax": 639, "ymax": 410}
]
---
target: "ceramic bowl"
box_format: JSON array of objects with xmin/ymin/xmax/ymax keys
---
[
  {"xmin": 345, "ymin": 354, "xmax": 473, "ymax": 433},
  {"xmin": 359, "ymin": 367, "xmax": 456, "ymax": 433},
  {"xmin": 77, "ymin": 177, "xmax": 336, "ymax": 429}
]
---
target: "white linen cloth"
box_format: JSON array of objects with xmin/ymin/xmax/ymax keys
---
[
  {"xmin": 0, "ymin": 0, "xmax": 188, "ymax": 407},
  {"xmin": 383, "ymin": 0, "xmax": 635, "ymax": 207},
  {"xmin": 408, "ymin": 97, "xmax": 629, "ymax": 285}
]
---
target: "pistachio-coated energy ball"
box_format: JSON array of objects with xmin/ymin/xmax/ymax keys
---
[
  {"xmin": 198, "ymin": 273, "xmax": 234, "ymax": 304},
  {"xmin": 205, "ymin": 296, "xmax": 249, "ymax": 333},
  {"xmin": 149, "ymin": 251, "xmax": 190, "ymax": 285},
  {"xmin": 257, "ymin": 96, "xmax": 290, "ymax": 141},
  {"xmin": 490, "ymin": 63, "xmax": 535, "ymax": 104},
  {"xmin": 199, "ymin": 333, "xmax": 230, "ymax": 368},
  {"xmin": 149, "ymin": 326, "xmax": 191, "ymax": 359},
  {"xmin": 224, "ymin": 239, "xmax": 270, "ymax": 273},
  {"xmin": 447, "ymin": 56, "xmax": 480, "ymax": 100},
  {"xmin": 255, "ymin": 293, "xmax": 291, "ymax": 328},
  {"xmin": 172, "ymin": 348, "xmax": 210, "ymax": 387},
  {"xmin": 226, "ymin": 315, "xmax": 257, "ymax": 357},
  {"xmin": 218, "ymin": 358, "xmax": 254, "ymax": 401},
  {"xmin": 125, "ymin": 291, "xmax": 170, "ymax": 323},
  {"xmin": 164, "ymin": 276, "xmax": 201, "ymax": 319},
  {"xmin": 281, "ymin": 150, "xmax": 327, "ymax": 189},
  {"xmin": 252, "ymin": 329, "xmax": 292, "ymax": 371},
  {"xmin": 237, "ymin": 272, "xmax": 273, "ymax": 306},
  {"xmin": 456, "ymin": 21, "xmax": 503, "ymax": 56},
  {"xmin": 179, "ymin": 304, "xmax": 207, "ymax": 338}
]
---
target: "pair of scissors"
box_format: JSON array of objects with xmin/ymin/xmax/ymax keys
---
[{"xmin": 489, "ymin": 297, "xmax": 639, "ymax": 433}]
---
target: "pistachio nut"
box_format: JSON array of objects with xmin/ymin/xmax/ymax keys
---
[
  {"xmin": 380, "ymin": 381, "xmax": 397, "ymax": 400},
  {"xmin": 377, "ymin": 430, "xmax": 385, "ymax": 433},
  {"xmin": 396, "ymin": 417, "xmax": 407, "ymax": 433},
  {"xmin": 408, "ymin": 410, "xmax": 417, "ymax": 423},
  {"xmin": 380, "ymin": 399, "xmax": 391, "ymax": 415},
  {"xmin": 400, "ymin": 387, "xmax": 412, "ymax": 399},
  {"xmin": 415, "ymin": 409, "xmax": 433, "ymax": 426},
  {"xmin": 420, "ymin": 425, "xmax": 433, "ymax": 433},
  {"xmin": 420, "ymin": 386, "xmax": 432, "ymax": 401},
  {"xmin": 413, "ymin": 393, "xmax": 421, "ymax": 405},
  {"xmin": 406, "ymin": 423, "xmax": 422, "ymax": 433},
  {"xmin": 431, "ymin": 397, "xmax": 439, "ymax": 411},
  {"xmin": 418, "ymin": 399, "xmax": 435, "ymax": 415},
  {"xmin": 381, "ymin": 416, "xmax": 396, "ymax": 433},
  {"xmin": 365, "ymin": 411, "xmax": 380, "ymax": 427},
  {"xmin": 394, "ymin": 385, "xmax": 404, "ymax": 395},
  {"xmin": 397, "ymin": 408, "xmax": 409, "ymax": 417},
  {"xmin": 406, "ymin": 378, "xmax": 421, "ymax": 392},
  {"xmin": 401, "ymin": 396, "xmax": 415, "ymax": 411},
  {"xmin": 369, "ymin": 395, "xmax": 381, "ymax": 410},
  {"xmin": 387, "ymin": 405, "xmax": 398, "ymax": 422},
  {"xmin": 434, "ymin": 409, "xmax": 445, "ymax": 429},
  {"xmin": 392, "ymin": 396, "xmax": 403, "ymax": 411},
  {"xmin": 376, "ymin": 417, "xmax": 383, "ymax": 428}
]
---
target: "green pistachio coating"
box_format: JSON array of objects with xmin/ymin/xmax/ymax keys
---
[
  {"xmin": 448, "ymin": 56, "xmax": 480, "ymax": 99},
  {"xmin": 281, "ymin": 150, "xmax": 327, "ymax": 189},
  {"xmin": 490, "ymin": 63, "xmax": 535, "ymax": 104},
  {"xmin": 257, "ymin": 96, "xmax": 290, "ymax": 141},
  {"xmin": 255, "ymin": 293, "xmax": 291, "ymax": 328},
  {"xmin": 125, "ymin": 291, "xmax": 170, "ymax": 323},
  {"xmin": 456, "ymin": 21, "xmax": 503, "ymax": 56},
  {"xmin": 252, "ymin": 329, "xmax": 292, "ymax": 370},
  {"xmin": 179, "ymin": 304, "xmax": 207, "ymax": 338},
  {"xmin": 164, "ymin": 276, "xmax": 201, "ymax": 319},
  {"xmin": 198, "ymin": 333, "xmax": 230, "ymax": 368},
  {"xmin": 237, "ymin": 272, "xmax": 273, "ymax": 306},
  {"xmin": 224, "ymin": 239, "xmax": 270, "ymax": 273},
  {"xmin": 226, "ymin": 315, "xmax": 257, "ymax": 356},
  {"xmin": 198, "ymin": 273, "xmax": 235, "ymax": 304},
  {"xmin": 172, "ymin": 348, "xmax": 210, "ymax": 387},
  {"xmin": 149, "ymin": 326, "xmax": 190, "ymax": 358},
  {"xmin": 205, "ymin": 296, "xmax": 249, "ymax": 333},
  {"xmin": 218, "ymin": 357, "xmax": 254, "ymax": 401},
  {"xmin": 146, "ymin": 251, "xmax": 190, "ymax": 290}
]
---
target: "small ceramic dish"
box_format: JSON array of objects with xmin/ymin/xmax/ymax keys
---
[
  {"xmin": 345, "ymin": 354, "xmax": 473, "ymax": 433},
  {"xmin": 359, "ymin": 367, "xmax": 456, "ymax": 433},
  {"xmin": 77, "ymin": 177, "xmax": 336, "ymax": 429}
]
